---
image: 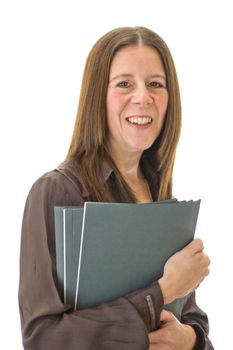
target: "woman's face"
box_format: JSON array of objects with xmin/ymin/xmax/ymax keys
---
[{"xmin": 106, "ymin": 44, "xmax": 168, "ymax": 158}]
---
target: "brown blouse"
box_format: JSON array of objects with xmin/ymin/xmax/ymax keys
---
[{"xmin": 18, "ymin": 158, "xmax": 214, "ymax": 349}]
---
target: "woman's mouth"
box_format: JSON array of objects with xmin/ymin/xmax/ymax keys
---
[{"xmin": 126, "ymin": 116, "xmax": 152, "ymax": 125}]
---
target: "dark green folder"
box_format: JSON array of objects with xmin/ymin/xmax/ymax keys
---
[{"xmin": 54, "ymin": 200, "xmax": 200, "ymax": 319}]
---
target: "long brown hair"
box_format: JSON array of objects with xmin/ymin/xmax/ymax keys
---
[{"xmin": 65, "ymin": 26, "xmax": 181, "ymax": 202}]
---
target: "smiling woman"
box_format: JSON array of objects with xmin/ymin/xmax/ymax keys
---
[
  {"xmin": 19, "ymin": 26, "xmax": 214, "ymax": 350},
  {"xmin": 64, "ymin": 27, "xmax": 181, "ymax": 203}
]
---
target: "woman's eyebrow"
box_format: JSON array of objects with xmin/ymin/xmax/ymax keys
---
[
  {"xmin": 109, "ymin": 74, "xmax": 133, "ymax": 82},
  {"xmin": 150, "ymin": 74, "xmax": 167, "ymax": 81}
]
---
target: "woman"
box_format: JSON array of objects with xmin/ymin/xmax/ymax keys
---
[{"xmin": 19, "ymin": 26, "xmax": 213, "ymax": 349}]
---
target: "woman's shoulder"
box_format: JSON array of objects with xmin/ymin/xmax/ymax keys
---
[
  {"xmin": 28, "ymin": 159, "xmax": 85, "ymax": 205},
  {"xmin": 30, "ymin": 168, "xmax": 68, "ymax": 191}
]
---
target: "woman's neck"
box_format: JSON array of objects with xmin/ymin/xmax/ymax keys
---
[
  {"xmin": 109, "ymin": 148, "xmax": 142, "ymax": 182},
  {"xmin": 109, "ymin": 149, "xmax": 153, "ymax": 203}
]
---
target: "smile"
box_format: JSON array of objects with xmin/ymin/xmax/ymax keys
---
[{"xmin": 126, "ymin": 116, "xmax": 152, "ymax": 125}]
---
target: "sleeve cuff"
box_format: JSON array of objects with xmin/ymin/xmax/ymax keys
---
[
  {"xmin": 188, "ymin": 323, "xmax": 206, "ymax": 350},
  {"xmin": 125, "ymin": 281, "xmax": 164, "ymax": 331}
]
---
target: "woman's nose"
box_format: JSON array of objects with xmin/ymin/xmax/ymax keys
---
[{"xmin": 130, "ymin": 85, "xmax": 153, "ymax": 105}]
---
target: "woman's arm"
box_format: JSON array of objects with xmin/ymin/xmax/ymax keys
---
[
  {"xmin": 148, "ymin": 294, "xmax": 214, "ymax": 349},
  {"xmin": 180, "ymin": 292, "xmax": 214, "ymax": 349},
  {"xmin": 19, "ymin": 172, "xmax": 164, "ymax": 350},
  {"xmin": 148, "ymin": 238, "xmax": 213, "ymax": 349},
  {"xmin": 156, "ymin": 235, "xmax": 213, "ymax": 348}
]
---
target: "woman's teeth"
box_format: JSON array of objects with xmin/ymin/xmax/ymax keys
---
[{"xmin": 127, "ymin": 116, "xmax": 152, "ymax": 125}]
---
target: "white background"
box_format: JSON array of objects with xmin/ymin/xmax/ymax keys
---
[{"xmin": 0, "ymin": 0, "xmax": 232, "ymax": 348}]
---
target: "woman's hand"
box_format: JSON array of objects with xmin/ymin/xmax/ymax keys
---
[
  {"xmin": 159, "ymin": 238, "xmax": 210, "ymax": 304},
  {"xmin": 148, "ymin": 310, "xmax": 196, "ymax": 350}
]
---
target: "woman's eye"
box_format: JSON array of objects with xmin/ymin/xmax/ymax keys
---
[
  {"xmin": 148, "ymin": 81, "xmax": 163, "ymax": 88},
  {"xmin": 117, "ymin": 81, "xmax": 130, "ymax": 88}
]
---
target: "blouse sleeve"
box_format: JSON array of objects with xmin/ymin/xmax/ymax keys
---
[
  {"xmin": 18, "ymin": 173, "xmax": 164, "ymax": 350},
  {"xmin": 181, "ymin": 292, "xmax": 214, "ymax": 349}
]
